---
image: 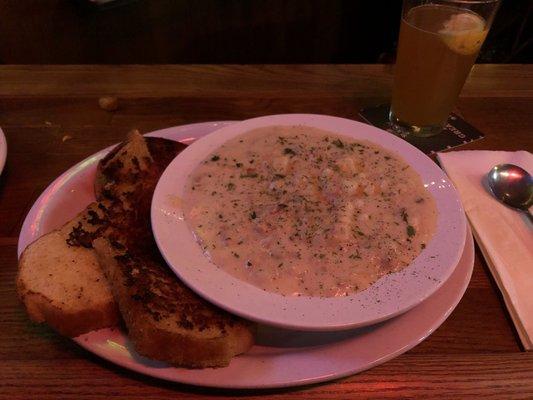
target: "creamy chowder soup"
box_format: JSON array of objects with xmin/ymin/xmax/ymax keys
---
[{"xmin": 183, "ymin": 126, "xmax": 437, "ymax": 297}]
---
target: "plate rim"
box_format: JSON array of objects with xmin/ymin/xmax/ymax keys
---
[
  {"xmin": 0, "ymin": 127, "xmax": 7, "ymax": 175},
  {"xmin": 152, "ymin": 114, "xmax": 467, "ymax": 331}
]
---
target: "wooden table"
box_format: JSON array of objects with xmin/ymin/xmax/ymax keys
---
[{"xmin": 1, "ymin": 65, "xmax": 532, "ymax": 399}]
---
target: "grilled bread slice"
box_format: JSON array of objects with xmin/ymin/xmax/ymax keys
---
[
  {"xmin": 95, "ymin": 130, "xmax": 183, "ymax": 203},
  {"xmin": 16, "ymin": 203, "xmax": 119, "ymax": 337},
  {"xmin": 93, "ymin": 237, "xmax": 255, "ymax": 368},
  {"xmin": 93, "ymin": 132, "xmax": 255, "ymax": 368},
  {"xmin": 94, "ymin": 130, "xmax": 153, "ymax": 204}
]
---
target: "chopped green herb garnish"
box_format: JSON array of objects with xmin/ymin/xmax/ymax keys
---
[
  {"xmin": 226, "ymin": 182, "xmax": 235, "ymax": 191},
  {"xmin": 284, "ymin": 148, "xmax": 296, "ymax": 155},
  {"xmin": 407, "ymin": 225, "xmax": 416, "ymax": 237}
]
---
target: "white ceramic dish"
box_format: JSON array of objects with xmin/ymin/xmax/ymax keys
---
[
  {"xmin": 152, "ymin": 114, "xmax": 467, "ymax": 331},
  {"xmin": 0, "ymin": 127, "xmax": 6, "ymax": 175},
  {"xmin": 18, "ymin": 121, "xmax": 473, "ymax": 389}
]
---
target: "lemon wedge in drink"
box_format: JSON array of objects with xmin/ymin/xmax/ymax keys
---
[{"xmin": 439, "ymin": 12, "xmax": 487, "ymax": 55}]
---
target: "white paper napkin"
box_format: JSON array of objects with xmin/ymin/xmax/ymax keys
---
[{"xmin": 438, "ymin": 150, "xmax": 533, "ymax": 350}]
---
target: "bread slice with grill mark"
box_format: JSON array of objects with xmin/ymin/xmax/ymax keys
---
[
  {"xmin": 94, "ymin": 130, "xmax": 153, "ymax": 205},
  {"xmin": 93, "ymin": 132, "xmax": 255, "ymax": 368},
  {"xmin": 16, "ymin": 203, "xmax": 119, "ymax": 337},
  {"xmin": 95, "ymin": 130, "xmax": 183, "ymax": 203},
  {"xmin": 93, "ymin": 237, "xmax": 255, "ymax": 368}
]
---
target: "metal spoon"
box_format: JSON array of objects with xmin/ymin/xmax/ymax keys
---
[{"xmin": 487, "ymin": 164, "xmax": 533, "ymax": 220}]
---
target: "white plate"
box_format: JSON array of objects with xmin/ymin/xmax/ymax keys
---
[
  {"xmin": 0, "ymin": 127, "xmax": 6, "ymax": 175},
  {"xmin": 152, "ymin": 114, "xmax": 467, "ymax": 331},
  {"xmin": 17, "ymin": 120, "xmax": 473, "ymax": 388}
]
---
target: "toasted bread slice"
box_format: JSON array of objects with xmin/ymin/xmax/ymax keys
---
[
  {"xmin": 95, "ymin": 130, "xmax": 184, "ymax": 203},
  {"xmin": 93, "ymin": 237, "xmax": 255, "ymax": 368},
  {"xmin": 17, "ymin": 203, "xmax": 119, "ymax": 337},
  {"xmin": 93, "ymin": 132, "xmax": 255, "ymax": 367},
  {"xmin": 95, "ymin": 130, "xmax": 153, "ymax": 204}
]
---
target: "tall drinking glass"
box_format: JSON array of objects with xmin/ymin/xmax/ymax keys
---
[{"xmin": 389, "ymin": 0, "xmax": 500, "ymax": 137}]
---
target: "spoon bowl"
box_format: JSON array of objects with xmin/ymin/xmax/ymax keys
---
[{"xmin": 487, "ymin": 163, "xmax": 533, "ymax": 215}]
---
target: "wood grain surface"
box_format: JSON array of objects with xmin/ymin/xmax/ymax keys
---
[{"xmin": 0, "ymin": 65, "xmax": 532, "ymax": 399}]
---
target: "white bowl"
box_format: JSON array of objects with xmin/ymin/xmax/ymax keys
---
[
  {"xmin": 0, "ymin": 127, "xmax": 6, "ymax": 175},
  {"xmin": 152, "ymin": 114, "xmax": 467, "ymax": 331}
]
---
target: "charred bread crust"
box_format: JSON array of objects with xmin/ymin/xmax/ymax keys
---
[
  {"xmin": 94, "ymin": 238, "xmax": 255, "ymax": 368},
  {"xmin": 95, "ymin": 132, "xmax": 185, "ymax": 202},
  {"xmin": 92, "ymin": 133, "xmax": 254, "ymax": 367}
]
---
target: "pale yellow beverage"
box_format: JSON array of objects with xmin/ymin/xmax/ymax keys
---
[{"xmin": 390, "ymin": 4, "xmax": 489, "ymax": 136}]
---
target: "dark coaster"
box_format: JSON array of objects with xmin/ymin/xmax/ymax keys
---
[{"xmin": 359, "ymin": 104, "xmax": 484, "ymax": 155}]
